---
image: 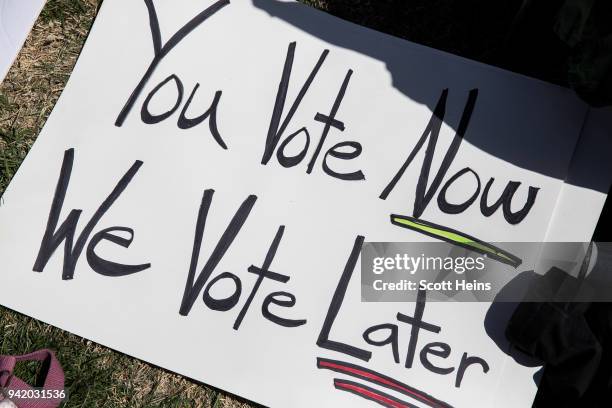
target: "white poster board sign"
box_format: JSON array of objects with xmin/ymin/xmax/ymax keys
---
[
  {"xmin": 0, "ymin": 0, "xmax": 46, "ymax": 82},
  {"xmin": 0, "ymin": 1, "xmax": 610, "ymax": 407}
]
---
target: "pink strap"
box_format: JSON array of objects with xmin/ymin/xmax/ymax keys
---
[{"xmin": 0, "ymin": 350, "xmax": 64, "ymax": 408}]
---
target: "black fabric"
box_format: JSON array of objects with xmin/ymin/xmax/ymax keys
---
[
  {"xmin": 555, "ymin": 0, "xmax": 612, "ymax": 107},
  {"xmin": 492, "ymin": 0, "xmax": 612, "ymax": 107},
  {"xmin": 506, "ymin": 268, "xmax": 612, "ymax": 407},
  {"xmin": 313, "ymin": 1, "xmax": 612, "ymax": 106}
]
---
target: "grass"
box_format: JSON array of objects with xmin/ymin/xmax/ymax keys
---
[
  {"xmin": 0, "ymin": 0, "xmax": 99, "ymax": 193},
  {"xmin": 0, "ymin": 0, "xmax": 569, "ymax": 407},
  {"xmin": 0, "ymin": 311, "xmax": 242, "ymax": 407}
]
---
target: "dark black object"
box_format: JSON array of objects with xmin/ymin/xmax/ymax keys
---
[
  {"xmin": 485, "ymin": 0, "xmax": 611, "ymax": 107},
  {"xmin": 506, "ymin": 266, "xmax": 612, "ymax": 407},
  {"xmin": 556, "ymin": 0, "xmax": 612, "ymax": 107},
  {"xmin": 316, "ymin": 0, "xmax": 612, "ymax": 107}
]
